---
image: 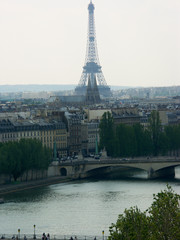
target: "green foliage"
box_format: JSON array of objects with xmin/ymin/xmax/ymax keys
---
[
  {"xmin": 164, "ymin": 124, "xmax": 180, "ymax": 156},
  {"xmin": 148, "ymin": 110, "xmax": 162, "ymax": 156},
  {"xmin": 99, "ymin": 112, "xmax": 114, "ymax": 156},
  {"xmin": 149, "ymin": 185, "xmax": 180, "ymax": 240},
  {"xmin": 99, "ymin": 111, "xmax": 180, "ymax": 157},
  {"xmin": 108, "ymin": 185, "xmax": 180, "ymax": 240},
  {"xmin": 114, "ymin": 124, "xmax": 137, "ymax": 157},
  {"xmin": 109, "ymin": 207, "xmax": 149, "ymax": 240},
  {"xmin": 0, "ymin": 139, "xmax": 52, "ymax": 181}
]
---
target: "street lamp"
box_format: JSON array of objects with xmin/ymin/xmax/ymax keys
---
[
  {"xmin": 102, "ymin": 230, "xmax": 104, "ymax": 240},
  {"xmin": 18, "ymin": 229, "xmax": 20, "ymax": 240},
  {"xmin": 33, "ymin": 225, "xmax": 36, "ymax": 239}
]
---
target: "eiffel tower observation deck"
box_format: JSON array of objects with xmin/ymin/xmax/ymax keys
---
[{"xmin": 75, "ymin": 0, "xmax": 112, "ymax": 97}]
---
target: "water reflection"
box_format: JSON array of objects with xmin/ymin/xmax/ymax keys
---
[{"xmin": 4, "ymin": 187, "xmax": 52, "ymax": 203}]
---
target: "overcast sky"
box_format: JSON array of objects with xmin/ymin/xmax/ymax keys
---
[{"xmin": 0, "ymin": 0, "xmax": 179, "ymax": 87}]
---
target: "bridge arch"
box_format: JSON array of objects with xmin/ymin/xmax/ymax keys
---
[
  {"xmin": 84, "ymin": 163, "xmax": 179, "ymax": 179},
  {"xmin": 148, "ymin": 166, "xmax": 176, "ymax": 179},
  {"xmin": 60, "ymin": 167, "xmax": 67, "ymax": 176},
  {"xmin": 86, "ymin": 165, "xmax": 147, "ymax": 178}
]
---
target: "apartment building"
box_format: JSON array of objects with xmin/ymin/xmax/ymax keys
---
[{"xmin": 0, "ymin": 119, "xmax": 68, "ymax": 158}]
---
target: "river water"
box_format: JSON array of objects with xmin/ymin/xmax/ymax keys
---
[{"xmin": 1, "ymin": 167, "xmax": 180, "ymax": 237}]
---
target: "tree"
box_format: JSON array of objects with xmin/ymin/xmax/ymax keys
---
[
  {"xmin": 109, "ymin": 207, "xmax": 149, "ymax": 240},
  {"xmin": 99, "ymin": 112, "xmax": 114, "ymax": 156},
  {"xmin": 7, "ymin": 141, "xmax": 23, "ymax": 181},
  {"xmin": 165, "ymin": 125, "xmax": 180, "ymax": 156},
  {"xmin": 141, "ymin": 128, "xmax": 153, "ymax": 156},
  {"xmin": 132, "ymin": 124, "xmax": 144, "ymax": 156},
  {"xmin": 115, "ymin": 124, "xmax": 137, "ymax": 157},
  {"xmin": 99, "ymin": 110, "xmax": 180, "ymax": 158},
  {"xmin": 149, "ymin": 110, "xmax": 162, "ymax": 156},
  {"xmin": 108, "ymin": 185, "xmax": 180, "ymax": 240},
  {"xmin": 148, "ymin": 185, "xmax": 180, "ymax": 240},
  {"xmin": 0, "ymin": 142, "xmax": 22, "ymax": 181},
  {"xmin": 0, "ymin": 139, "xmax": 52, "ymax": 181}
]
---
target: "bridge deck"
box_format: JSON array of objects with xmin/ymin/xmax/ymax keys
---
[{"xmin": 57, "ymin": 157, "xmax": 180, "ymax": 167}]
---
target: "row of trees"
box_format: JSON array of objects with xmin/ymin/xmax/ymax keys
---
[
  {"xmin": 108, "ymin": 185, "xmax": 180, "ymax": 240},
  {"xmin": 99, "ymin": 111, "xmax": 180, "ymax": 157},
  {"xmin": 0, "ymin": 139, "xmax": 52, "ymax": 181}
]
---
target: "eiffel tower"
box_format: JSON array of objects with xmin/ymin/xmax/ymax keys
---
[{"xmin": 75, "ymin": 0, "xmax": 111, "ymax": 97}]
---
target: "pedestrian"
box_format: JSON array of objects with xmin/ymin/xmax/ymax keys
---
[
  {"xmin": 94, "ymin": 237, "xmax": 96, "ymax": 240},
  {"xmin": 75, "ymin": 236, "xmax": 77, "ymax": 240},
  {"xmin": 42, "ymin": 233, "xmax": 46, "ymax": 240},
  {"xmin": 47, "ymin": 233, "xmax": 50, "ymax": 240}
]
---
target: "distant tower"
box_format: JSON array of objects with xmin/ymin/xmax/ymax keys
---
[
  {"xmin": 75, "ymin": 0, "xmax": 111, "ymax": 97},
  {"xmin": 86, "ymin": 76, "xmax": 101, "ymax": 104}
]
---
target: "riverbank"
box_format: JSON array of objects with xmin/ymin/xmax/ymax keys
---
[{"xmin": 0, "ymin": 176, "xmax": 72, "ymax": 196}]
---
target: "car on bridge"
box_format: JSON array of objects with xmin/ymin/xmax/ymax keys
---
[{"xmin": 94, "ymin": 154, "xmax": 100, "ymax": 159}]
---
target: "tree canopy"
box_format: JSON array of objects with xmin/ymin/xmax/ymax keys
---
[
  {"xmin": 99, "ymin": 111, "xmax": 114, "ymax": 156},
  {"xmin": 0, "ymin": 139, "xmax": 52, "ymax": 181},
  {"xmin": 108, "ymin": 185, "xmax": 180, "ymax": 240},
  {"xmin": 99, "ymin": 111, "xmax": 180, "ymax": 157}
]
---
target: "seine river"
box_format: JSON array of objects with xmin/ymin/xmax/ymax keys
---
[{"xmin": 1, "ymin": 167, "xmax": 180, "ymax": 237}]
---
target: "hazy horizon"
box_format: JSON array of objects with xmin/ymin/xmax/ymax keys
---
[
  {"xmin": 0, "ymin": 84, "xmax": 179, "ymax": 93},
  {"xmin": 0, "ymin": 83, "xmax": 180, "ymax": 87},
  {"xmin": 0, "ymin": 0, "xmax": 179, "ymax": 87}
]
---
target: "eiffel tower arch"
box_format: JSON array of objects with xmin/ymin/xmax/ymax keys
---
[{"xmin": 75, "ymin": 0, "xmax": 112, "ymax": 97}]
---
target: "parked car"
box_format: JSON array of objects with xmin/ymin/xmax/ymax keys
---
[{"xmin": 94, "ymin": 155, "xmax": 100, "ymax": 159}]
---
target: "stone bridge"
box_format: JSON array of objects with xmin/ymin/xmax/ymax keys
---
[{"xmin": 48, "ymin": 157, "xmax": 180, "ymax": 179}]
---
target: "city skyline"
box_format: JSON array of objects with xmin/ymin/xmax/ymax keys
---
[{"xmin": 0, "ymin": 0, "xmax": 179, "ymax": 87}]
